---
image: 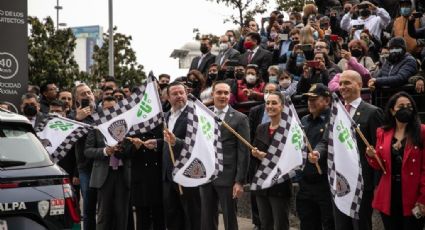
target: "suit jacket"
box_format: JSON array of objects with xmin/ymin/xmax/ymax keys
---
[
  {"xmin": 215, "ymin": 48, "xmax": 241, "ymax": 66},
  {"xmin": 252, "ymin": 122, "xmax": 292, "ymax": 197},
  {"xmin": 189, "ymin": 52, "xmax": 216, "ymax": 76},
  {"xmin": 84, "ymin": 129, "xmax": 135, "ymax": 189},
  {"xmin": 316, "ymin": 100, "xmax": 384, "ymax": 191},
  {"xmin": 212, "ymin": 106, "xmax": 250, "ymax": 187},
  {"xmin": 368, "ymin": 125, "xmax": 425, "ymax": 216},
  {"xmin": 162, "ymin": 107, "xmax": 189, "ymax": 182},
  {"xmin": 239, "ymin": 47, "xmax": 272, "ymax": 82},
  {"xmin": 248, "ymin": 104, "xmax": 265, "ymax": 144}
]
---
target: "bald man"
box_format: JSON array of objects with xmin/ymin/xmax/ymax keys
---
[{"xmin": 313, "ymin": 70, "xmax": 384, "ymax": 230}]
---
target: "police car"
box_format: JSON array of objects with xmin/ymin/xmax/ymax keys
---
[{"xmin": 0, "ymin": 108, "xmax": 80, "ymax": 229}]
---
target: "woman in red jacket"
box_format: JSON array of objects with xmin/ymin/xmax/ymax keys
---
[{"xmin": 366, "ymin": 92, "xmax": 425, "ymax": 229}]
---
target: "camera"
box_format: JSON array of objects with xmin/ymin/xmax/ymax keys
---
[
  {"xmin": 353, "ymin": 24, "xmax": 365, "ymax": 30},
  {"xmin": 413, "ymin": 12, "xmax": 423, "ymax": 18},
  {"xmin": 412, "ymin": 205, "xmax": 423, "ymax": 219},
  {"xmin": 279, "ymin": 33, "xmax": 288, "ymax": 41}
]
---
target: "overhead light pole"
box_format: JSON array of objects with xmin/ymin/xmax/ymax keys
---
[
  {"xmin": 54, "ymin": 0, "xmax": 63, "ymax": 30},
  {"xmin": 108, "ymin": 0, "xmax": 114, "ymax": 77}
]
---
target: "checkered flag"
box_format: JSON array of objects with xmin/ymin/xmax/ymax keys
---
[
  {"xmin": 328, "ymin": 93, "xmax": 363, "ymax": 219},
  {"xmin": 35, "ymin": 115, "xmax": 92, "ymax": 163},
  {"xmin": 251, "ymin": 97, "xmax": 306, "ymax": 190},
  {"xmin": 92, "ymin": 75, "xmax": 163, "ymax": 146},
  {"xmin": 172, "ymin": 95, "xmax": 223, "ymax": 187}
]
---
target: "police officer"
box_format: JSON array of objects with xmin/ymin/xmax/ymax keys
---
[{"xmin": 297, "ymin": 84, "xmax": 334, "ymax": 230}]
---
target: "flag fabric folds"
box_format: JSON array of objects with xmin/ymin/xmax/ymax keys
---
[
  {"xmin": 251, "ymin": 97, "xmax": 306, "ymax": 190},
  {"xmin": 92, "ymin": 76, "xmax": 163, "ymax": 146},
  {"xmin": 172, "ymin": 96, "xmax": 223, "ymax": 187},
  {"xmin": 327, "ymin": 93, "xmax": 363, "ymax": 219},
  {"xmin": 35, "ymin": 115, "xmax": 92, "ymax": 163}
]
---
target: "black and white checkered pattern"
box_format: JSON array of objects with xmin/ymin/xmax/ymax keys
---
[
  {"xmin": 35, "ymin": 115, "xmax": 92, "ymax": 163},
  {"xmin": 92, "ymin": 76, "xmax": 163, "ymax": 137},
  {"xmin": 328, "ymin": 94, "xmax": 363, "ymax": 219},
  {"xmin": 251, "ymin": 97, "xmax": 307, "ymax": 190},
  {"xmin": 172, "ymin": 96, "xmax": 223, "ymax": 182}
]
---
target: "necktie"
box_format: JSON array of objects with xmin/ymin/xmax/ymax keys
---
[
  {"xmin": 247, "ymin": 51, "xmax": 253, "ymax": 63},
  {"xmin": 345, "ymin": 104, "xmax": 352, "ymax": 113},
  {"xmin": 215, "ymin": 110, "xmax": 224, "ymax": 119},
  {"xmin": 197, "ymin": 55, "xmax": 204, "ymax": 68},
  {"xmin": 109, "ymin": 155, "xmax": 120, "ymax": 170}
]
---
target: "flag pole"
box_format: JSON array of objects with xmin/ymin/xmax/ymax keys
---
[
  {"xmin": 354, "ymin": 126, "xmax": 386, "ymax": 174},
  {"xmin": 220, "ymin": 120, "xmax": 255, "ymax": 150},
  {"xmin": 163, "ymin": 122, "xmax": 184, "ymax": 195},
  {"xmin": 304, "ymin": 137, "xmax": 322, "ymax": 175}
]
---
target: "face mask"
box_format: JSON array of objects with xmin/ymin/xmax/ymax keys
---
[
  {"xmin": 245, "ymin": 74, "xmax": 257, "ymax": 84},
  {"xmin": 229, "ymin": 37, "xmax": 235, "ymax": 43},
  {"xmin": 395, "ymin": 107, "xmax": 413, "ymax": 123},
  {"xmin": 243, "ymin": 41, "xmax": 255, "ymax": 50},
  {"xmin": 359, "ymin": 9, "xmax": 371, "ymax": 17},
  {"xmin": 351, "ymin": 49, "xmax": 363, "ymax": 58},
  {"xmin": 208, "ymin": 73, "xmax": 217, "ymax": 81},
  {"xmin": 159, "ymin": 83, "xmax": 169, "ymax": 90},
  {"xmin": 291, "ymin": 20, "xmax": 297, "ymax": 25},
  {"xmin": 379, "ymin": 54, "xmax": 389, "ymax": 64},
  {"xmin": 235, "ymin": 72, "xmax": 245, "ymax": 80},
  {"xmin": 344, "ymin": 8, "xmax": 351, "ymax": 14},
  {"xmin": 23, "ymin": 104, "xmax": 37, "ymax": 117},
  {"xmin": 280, "ymin": 79, "xmax": 291, "ymax": 88},
  {"xmin": 219, "ymin": 43, "xmax": 228, "ymax": 52},
  {"xmin": 190, "ymin": 81, "xmax": 199, "ymax": 89},
  {"xmin": 270, "ymin": 32, "xmax": 278, "ymax": 40},
  {"xmin": 296, "ymin": 54, "xmax": 305, "ymax": 66},
  {"xmin": 313, "ymin": 31, "xmax": 319, "ymax": 40},
  {"xmin": 263, "ymin": 93, "xmax": 270, "ymax": 101},
  {"xmin": 400, "ymin": 7, "xmax": 411, "ymax": 16},
  {"xmin": 282, "ymin": 28, "xmax": 291, "ymax": 34},
  {"xmin": 269, "ymin": 75, "xmax": 278, "ymax": 83},
  {"xmin": 388, "ymin": 48, "xmax": 404, "ymax": 63},
  {"xmin": 200, "ymin": 44, "xmax": 209, "ymax": 54},
  {"xmin": 362, "ymin": 38, "xmax": 370, "ymax": 45}
]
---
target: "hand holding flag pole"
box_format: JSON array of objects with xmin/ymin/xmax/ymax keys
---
[
  {"xmin": 163, "ymin": 123, "xmax": 184, "ymax": 195},
  {"xmin": 304, "ymin": 138, "xmax": 323, "ymax": 175},
  {"xmin": 354, "ymin": 126, "xmax": 386, "ymax": 174}
]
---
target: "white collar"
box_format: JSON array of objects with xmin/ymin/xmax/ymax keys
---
[
  {"xmin": 214, "ymin": 105, "xmax": 229, "ymax": 114},
  {"xmin": 171, "ymin": 104, "xmax": 187, "ymax": 115},
  {"xmin": 346, "ymin": 97, "xmax": 362, "ymax": 109}
]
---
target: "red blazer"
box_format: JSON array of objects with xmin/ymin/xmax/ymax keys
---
[{"xmin": 367, "ymin": 125, "xmax": 425, "ymax": 216}]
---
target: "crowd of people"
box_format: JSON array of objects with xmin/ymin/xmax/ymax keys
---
[{"xmin": 2, "ymin": 0, "xmax": 425, "ymax": 230}]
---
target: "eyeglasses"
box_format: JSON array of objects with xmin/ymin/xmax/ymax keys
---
[{"xmin": 314, "ymin": 46, "xmax": 327, "ymax": 50}]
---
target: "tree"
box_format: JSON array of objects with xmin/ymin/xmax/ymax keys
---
[
  {"xmin": 28, "ymin": 16, "xmax": 81, "ymax": 89},
  {"xmin": 207, "ymin": 0, "xmax": 270, "ymax": 28},
  {"xmin": 91, "ymin": 27, "xmax": 146, "ymax": 87},
  {"xmin": 276, "ymin": 0, "xmax": 315, "ymax": 12}
]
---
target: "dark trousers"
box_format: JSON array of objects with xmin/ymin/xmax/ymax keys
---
[
  {"xmin": 135, "ymin": 205, "xmax": 165, "ymax": 230},
  {"xmin": 163, "ymin": 181, "xmax": 201, "ymax": 230},
  {"xmin": 251, "ymin": 193, "xmax": 261, "ymax": 226},
  {"xmin": 380, "ymin": 212, "xmax": 424, "ymax": 230},
  {"xmin": 256, "ymin": 194, "xmax": 290, "ymax": 230},
  {"xmin": 97, "ymin": 168, "xmax": 131, "ymax": 230},
  {"xmin": 200, "ymin": 183, "xmax": 238, "ymax": 230},
  {"xmin": 333, "ymin": 190, "xmax": 373, "ymax": 230},
  {"xmin": 79, "ymin": 170, "xmax": 96, "ymax": 230}
]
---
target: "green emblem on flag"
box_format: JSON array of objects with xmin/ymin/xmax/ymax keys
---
[
  {"xmin": 291, "ymin": 125, "xmax": 303, "ymax": 150},
  {"xmin": 49, "ymin": 121, "xmax": 74, "ymax": 131},
  {"xmin": 199, "ymin": 115, "xmax": 213, "ymax": 140},
  {"xmin": 137, "ymin": 93, "xmax": 152, "ymax": 118},
  {"xmin": 336, "ymin": 120, "xmax": 354, "ymax": 150}
]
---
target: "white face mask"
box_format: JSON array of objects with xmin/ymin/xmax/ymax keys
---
[
  {"xmin": 280, "ymin": 79, "xmax": 291, "ymax": 88},
  {"xmin": 219, "ymin": 43, "xmax": 229, "ymax": 52},
  {"xmin": 264, "ymin": 93, "xmax": 270, "ymax": 101},
  {"xmin": 245, "ymin": 74, "xmax": 257, "ymax": 84}
]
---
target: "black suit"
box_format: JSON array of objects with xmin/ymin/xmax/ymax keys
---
[
  {"xmin": 315, "ymin": 100, "xmax": 383, "ymax": 230},
  {"xmin": 162, "ymin": 107, "xmax": 201, "ymax": 230},
  {"xmin": 189, "ymin": 52, "xmax": 216, "ymax": 76},
  {"xmin": 239, "ymin": 46, "xmax": 272, "ymax": 82},
  {"xmin": 215, "ymin": 48, "xmax": 241, "ymax": 66},
  {"xmin": 84, "ymin": 129, "xmax": 135, "ymax": 230},
  {"xmin": 200, "ymin": 106, "xmax": 250, "ymax": 230}
]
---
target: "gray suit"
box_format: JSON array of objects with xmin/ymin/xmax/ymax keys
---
[
  {"xmin": 84, "ymin": 129, "xmax": 135, "ymax": 230},
  {"xmin": 215, "ymin": 48, "xmax": 241, "ymax": 66},
  {"xmin": 201, "ymin": 106, "xmax": 250, "ymax": 230}
]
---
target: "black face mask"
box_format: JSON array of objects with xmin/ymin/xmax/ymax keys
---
[
  {"xmin": 282, "ymin": 28, "xmax": 291, "ymax": 34},
  {"xmin": 235, "ymin": 72, "xmax": 245, "ymax": 80},
  {"xmin": 388, "ymin": 51, "xmax": 404, "ymax": 64},
  {"xmin": 351, "ymin": 49, "xmax": 363, "ymax": 58},
  {"xmin": 23, "ymin": 104, "xmax": 37, "ymax": 117},
  {"xmin": 159, "ymin": 83, "xmax": 169, "ymax": 90},
  {"xmin": 200, "ymin": 44, "xmax": 209, "ymax": 54},
  {"xmin": 208, "ymin": 73, "xmax": 217, "ymax": 81},
  {"xmin": 395, "ymin": 107, "xmax": 414, "ymax": 123},
  {"xmin": 359, "ymin": 9, "xmax": 371, "ymax": 17}
]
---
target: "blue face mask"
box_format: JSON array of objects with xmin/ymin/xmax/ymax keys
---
[
  {"xmin": 296, "ymin": 54, "xmax": 305, "ymax": 66},
  {"xmin": 313, "ymin": 31, "xmax": 319, "ymax": 40},
  {"xmin": 269, "ymin": 75, "xmax": 278, "ymax": 83},
  {"xmin": 400, "ymin": 7, "xmax": 411, "ymax": 16}
]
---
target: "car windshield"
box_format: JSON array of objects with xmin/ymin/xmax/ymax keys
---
[{"xmin": 0, "ymin": 123, "xmax": 51, "ymax": 168}]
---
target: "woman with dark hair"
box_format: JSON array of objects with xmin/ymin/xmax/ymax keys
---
[
  {"xmin": 366, "ymin": 92, "xmax": 425, "ymax": 230},
  {"xmin": 235, "ymin": 64, "xmax": 265, "ymax": 113},
  {"xmin": 337, "ymin": 39, "xmax": 376, "ymax": 72},
  {"xmin": 251, "ymin": 92, "xmax": 292, "ymax": 230},
  {"xmin": 186, "ymin": 69, "xmax": 206, "ymax": 99}
]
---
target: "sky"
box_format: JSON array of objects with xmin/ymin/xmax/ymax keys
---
[{"xmin": 28, "ymin": 0, "xmax": 260, "ymax": 79}]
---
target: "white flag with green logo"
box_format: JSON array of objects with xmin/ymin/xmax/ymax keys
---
[
  {"xmin": 327, "ymin": 94, "xmax": 363, "ymax": 218},
  {"xmin": 35, "ymin": 115, "xmax": 92, "ymax": 163},
  {"xmin": 172, "ymin": 97, "xmax": 223, "ymax": 187},
  {"xmin": 92, "ymin": 76, "xmax": 163, "ymax": 146}
]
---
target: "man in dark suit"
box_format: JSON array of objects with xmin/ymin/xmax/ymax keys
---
[
  {"xmin": 144, "ymin": 82, "xmax": 201, "ymax": 230},
  {"xmin": 190, "ymin": 37, "xmax": 216, "ymax": 77},
  {"xmin": 239, "ymin": 32, "xmax": 272, "ymax": 82},
  {"xmin": 84, "ymin": 96, "xmax": 136, "ymax": 230},
  {"xmin": 215, "ymin": 35, "xmax": 241, "ymax": 68},
  {"xmin": 20, "ymin": 93, "xmax": 45, "ymax": 128},
  {"xmin": 311, "ymin": 70, "xmax": 384, "ymax": 230},
  {"xmin": 199, "ymin": 81, "xmax": 250, "ymax": 230}
]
